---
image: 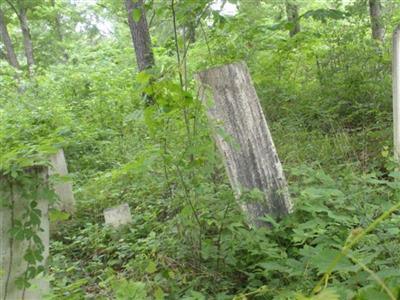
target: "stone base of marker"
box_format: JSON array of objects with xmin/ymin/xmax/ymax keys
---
[
  {"xmin": 104, "ymin": 203, "xmax": 132, "ymax": 228},
  {"xmin": 49, "ymin": 149, "xmax": 75, "ymax": 214},
  {"xmin": 0, "ymin": 169, "xmax": 50, "ymax": 300}
]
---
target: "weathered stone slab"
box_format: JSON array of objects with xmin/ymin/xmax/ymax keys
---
[
  {"xmin": 104, "ymin": 203, "xmax": 132, "ymax": 228},
  {"xmin": 49, "ymin": 149, "xmax": 75, "ymax": 213},
  {"xmin": 0, "ymin": 169, "xmax": 50, "ymax": 300},
  {"xmin": 196, "ymin": 62, "xmax": 293, "ymax": 227}
]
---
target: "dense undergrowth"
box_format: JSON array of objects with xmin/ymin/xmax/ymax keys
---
[{"xmin": 1, "ymin": 0, "xmax": 400, "ymax": 299}]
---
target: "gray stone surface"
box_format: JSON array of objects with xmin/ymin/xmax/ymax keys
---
[
  {"xmin": 1, "ymin": 149, "xmax": 74, "ymax": 299},
  {"xmin": 0, "ymin": 170, "xmax": 50, "ymax": 300},
  {"xmin": 197, "ymin": 62, "xmax": 293, "ymax": 227},
  {"xmin": 104, "ymin": 203, "xmax": 133, "ymax": 228},
  {"xmin": 49, "ymin": 149, "xmax": 75, "ymax": 213}
]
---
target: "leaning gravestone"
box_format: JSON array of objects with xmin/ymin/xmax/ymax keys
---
[
  {"xmin": 196, "ymin": 62, "xmax": 293, "ymax": 228},
  {"xmin": 104, "ymin": 203, "xmax": 133, "ymax": 228}
]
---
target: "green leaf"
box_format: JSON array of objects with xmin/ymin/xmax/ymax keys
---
[
  {"xmin": 24, "ymin": 248, "xmax": 43, "ymax": 264},
  {"xmin": 145, "ymin": 260, "xmax": 157, "ymax": 274},
  {"xmin": 113, "ymin": 279, "xmax": 147, "ymax": 300},
  {"xmin": 136, "ymin": 71, "xmax": 151, "ymax": 84},
  {"xmin": 183, "ymin": 290, "xmax": 206, "ymax": 300},
  {"xmin": 258, "ymin": 261, "xmax": 293, "ymax": 274},
  {"xmin": 356, "ymin": 285, "xmax": 393, "ymax": 300},
  {"xmin": 132, "ymin": 8, "xmax": 141, "ymax": 22},
  {"xmin": 154, "ymin": 287, "xmax": 165, "ymax": 300},
  {"xmin": 49, "ymin": 210, "xmax": 70, "ymax": 222},
  {"xmin": 302, "ymin": 9, "xmax": 348, "ymax": 23},
  {"xmin": 15, "ymin": 276, "xmax": 30, "ymax": 289},
  {"xmin": 29, "ymin": 209, "xmax": 42, "ymax": 226},
  {"xmin": 296, "ymin": 288, "xmax": 340, "ymax": 300},
  {"xmin": 301, "ymin": 246, "xmax": 358, "ymax": 274}
]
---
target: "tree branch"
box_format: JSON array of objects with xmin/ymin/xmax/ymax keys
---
[{"xmin": 5, "ymin": 0, "xmax": 19, "ymax": 17}]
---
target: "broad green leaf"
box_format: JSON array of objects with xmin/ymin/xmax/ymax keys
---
[
  {"xmin": 145, "ymin": 260, "xmax": 157, "ymax": 274},
  {"xmin": 296, "ymin": 288, "xmax": 340, "ymax": 300},
  {"xmin": 301, "ymin": 246, "xmax": 358, "ymax": 274},
  {"xmin": 137, "ymin": 71, "xmax": 151, "ymax": 84},
  {"xmin": 132, "ymin": 8, "xmax": 141, "ymax": 22},
  {"xmin": 49, "ymin": 210, "xmax": 70, "ymax": 222},
  {"xmin": 154, "ymin": 287, "xmax": 165, "ymax": 300}
]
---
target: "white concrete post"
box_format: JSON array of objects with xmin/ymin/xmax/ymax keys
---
[
  {"xmin": 49, "ymin": 149, "xmax": 75, "ymax": 213},
  {"xmin": 1, "ymin": 150, "xmax": 74, "ymax": 299},
  {"xmin": 393, "ymin": 26, "xmax": 400, "ymax": 161},
  {"xmin": 0, "ymin": 169, "xmax": 50, "ymax": 300}
]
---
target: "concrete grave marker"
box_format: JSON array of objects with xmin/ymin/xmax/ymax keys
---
[
  {"xmin": 49, "ymin": 149, "xmax": 75, "ymax": 213},
  {"xmin": 103, "ymin": 203, "xmax": 133, "ymax": 228},
  {"xmin": 196, "ymin": 62, "xmax": 292, "ymax": 228},
  {"xmin": 1, "ymin": 150, "xmax": 75, "ymax": 299},
  {"xmin": 0, "ymin": 169, "xmax": 50, "ymax": 300}
]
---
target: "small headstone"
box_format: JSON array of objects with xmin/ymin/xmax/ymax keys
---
[
  {"xmin": 103, "ymin": 203, "xmax": 132, "ymax": 228},
  {"xmin": 49, "ymin": 149, "xmax": 75, "ymax": 213}
]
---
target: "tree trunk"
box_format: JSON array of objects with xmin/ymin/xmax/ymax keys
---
[
  {"xmin": 285, "ymin": 0, "xmax": 300, "ymax": 37},
  {"xmin": 186, "ymin": 20, "xmax": 196, "ymax": 44},
  {"xmin": 0, "ymin": 8, "xmax": 20, "ymax": 69},
  {"xmin": 196, "ymin": 62, "xmax": 293, "ymax": 228},
  {"xmin": 50, "ymin": 0, "xmax": 68, "ymax": 60},
  {"xmin": 125, "ymin": 0, "xmax": 154, "ymax": 71},
  {"xmin": 17, "ymin": 7, "xmax": 35, "ymax": 76},
  {"xmin": 393, "ymin": 26, "xmax": 400, "ymax": 161},
  {"xmin": 369, "ymin": 0, "xmax": 384, "ymax": 42}
]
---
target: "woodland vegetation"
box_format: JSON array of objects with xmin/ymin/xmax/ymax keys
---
[{"xmin": 1, "ymin": 0, "xmax": 400, "ymax": 299}]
